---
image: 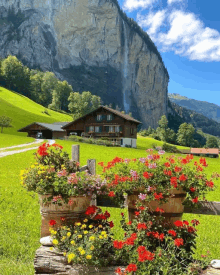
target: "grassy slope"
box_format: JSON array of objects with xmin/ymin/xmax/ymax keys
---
[
  {"xmin": 1, "ymin": 137, "xmax": 220, "ymax": 274},
  {"xmin": 0, "ymin": 87, "xmax": 72, "ymax": 136},
  {"xmin": 0, "ymin": 134, "xmax": 35, "ymax": 148}
]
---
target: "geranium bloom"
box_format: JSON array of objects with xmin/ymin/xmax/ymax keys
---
[
  {"xmin": 113, "ymin": 240, "xmax": 125, "ymax": 249},
  {"xmin": 98, "ymin": 162, "xmax": 104, "ymax": 166},
  {"xmin": 158, "ymin": 150, "xmax": 165, "ymax": 155},
  {"xmin": 164, "ymin": 162, "xmax": 171, "ymax": 167},
  {"xmin": 109, "ymin": 221, "xmax": 114, "ymax": 228},
  {"xmin": 190, "ymin": 187, "xmax": 196, "ymax": 192},
  {"xmin": 168, "ymin": 230, "xmax": 177, "ymax": 237},
  {"xmin": 183, "ymin": 220, "xmax": 189, "ymax": 226},
  {"xmin": 174, "ymin": 238, "xmax": 184, "ymax": 247},
  {"xmin": 155, "ymin": 207, "xmax": 165, "ymax": 213},
  {"xmin": 115, "ymin": 267, "xmax": 123, "ymax": 275},
  {"xmin": 191, "ymin": 219, "xmax": 200, "ymax": 226},
  {"xmin": 174, "ymin": 166, "xmax": 182, "ymax": 172},
  {"xmin": 174, "ymin": 220, "xmax": 183, "ymax": 227},
  {"xmin": 192, "ymin": 197, "xmax": 199, "ymax": 203},
  {"xmin": 125, "ymin": 263, "xmax": 137, "ymax": 272},
  {"xmin": 188, "ymin": 226, "xmax": 196, "ymax": 233},
  {"xmin": 85, "ymin": 205, "xmax": 98, "ymax": 215},
  {"xmin": 154, "ymin": 192, "xmax": 163, "ymax": 200},
  {"xmin": 49, "ymin": 220, "xmax": 56, "ymax": 226},
  {"xmin": 127, "ymin": 221, "xmax": 132, "ymax": 225},
  {"xmin": 108, "ymin": 191, "xmax": 115, "ymax": 197},
  {"xmin": 37, "ymin": 143, "xmax": 49, "ymax": 156},
  {"xmin": 206, "ymin": 180, "xmax": 214, "ymax": 188},
  {"xmin": 143, "ymin": 172, "xmax": 150, "ymax": 179},
  {"xmin": 68, "ymin": 199, "xmax": 74, "ymax": 206},
  {"xmin": 135, "ymin": 211, "xmax": 140, "ymax": 216},
  {"xmin": 170, "ymin": 177, "xmax": 178, "ymax": 188},
  {"xmin": 137, "ymin": 223, "xmax": 147, "ymax": 230},
  {"xmin": 138, "ymin": 193, "xmax": 147, "ymax": 200},
  {"xmin": 138, "ymin": 250, "xmax": 155, "ymax": 262},
  {"xmin": 179, "ymin": 174, "xmax": 187, "ymax": 181}
]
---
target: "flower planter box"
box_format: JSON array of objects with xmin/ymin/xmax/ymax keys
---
[
  {"xmin": 128, "ymin": 188, "xmax": 186, "ymax": 226},
  {"xmin": 34, "ymin": 245, "xmax": 126, "ymax": 275},
  {"xmin": 39, "ymin": 195, "xmax": 92, "ymax": 237}
]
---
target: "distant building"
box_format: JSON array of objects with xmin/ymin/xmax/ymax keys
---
[
  {"xmin": 180, "ymin": 148, "xmax": 219, "ymax": 158},
  {"xmin": 62, "ymin": 106, "xmax": 142, "ymax": 148},
  {"xmin": 18, "ymin": 122, "xmax": 68, "ymax": 139}
]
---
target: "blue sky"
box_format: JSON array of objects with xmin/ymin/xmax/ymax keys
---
[{"xmin": 117, "ymin": 0, "xmax": 220, "ymax": 106}]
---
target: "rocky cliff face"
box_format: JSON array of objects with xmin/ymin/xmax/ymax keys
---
[{"xmin": 0, "ymin": 0, "xmax": 169, "ymax": 128}]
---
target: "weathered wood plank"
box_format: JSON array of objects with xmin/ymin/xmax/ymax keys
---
[
  {"xmin": 184, "ymin": 201, "xmax": 220, "ymax": 215},
  {"xmin": 79, "ymin": 165, "xmax": 88, "ymax": 172},
  {"xmin": 87, "ymin": 159, "xmax": 96, "ymax": 175},
  {"xmin": 72, "ymin": 145, "xmax": 79, "ymax": 162}
]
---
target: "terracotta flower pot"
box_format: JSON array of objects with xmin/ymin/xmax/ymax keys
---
[
  {"xmin": 127, "ymin": 188, "xmax": 186, "ymax": 226},
  {"xmin": 39, "ymin": 195, "xmax": 92, "ymax": 237}
]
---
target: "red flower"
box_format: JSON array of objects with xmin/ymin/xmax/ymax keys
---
[
  {"xmin": 115, "ymin": 267, "xmax": 122, "ymax": 275},
  {"xmin": 138, "ymin": 250, "xmax": 155, "ymax": 262},
  {"xmin": 190, "ymin": 187, "xmax": 196, "ymax": 192},
  {"xmin": 174, "ymin": 220, "xmax": 183, "ymax": 227},
  {"xmin": 183, "ymin": 220, "xmax": 189, "ymax": 226},
  {"xmin": 174, "ymin": 166, "xmax": 182, "ymax": 172},
  {"xmin": 121, "ymin": 212, "xmax": 124, "ymax": 217},
  {"xmin": 188, "ymin": 226, "xmax": 196, "ymax": 233},
  {"xmin": 155, "ymin": 207, "xmax": 165, "ymax": 213},
  {"xmin": 137, "ymin": 223, "xmax": 147, "ymax": 230},
  {"xmin": 108, "ymin": 191, "xmax": 115, "ymax": 197},
  {"xmin": 170, "ymin": 177, "xmax": 178, "ymax": 188},
  {"xmin": 191, "ymin": 219, "xmax": 200, "ymax": 226},
  {"xmin": 37, "ymin": 143, "xmax": 49, "ymax": 156},
  {"xmin": 60, "ymin": 217, "xmax": 66, "ymax": 222},
  {"xmin": 127, "ymin": 221, "xmax": 132, "ymax": 225},
  {"xmin": 94, "ymin": 214, "xmax": 107, "ymax": 220},
  {"xmin": 125, "ymin": 264, "xmax": 137, "ymax": 272},
  {"xmin": 85, "ymin": 205, "xmax": 98, "ymax": 216},
  {"xmin": 206, "ymin": 180, "xmax": 214, "ymax": 188},
  {"xmin": 113, "ymin": 240, "xmax": 125, "ymax": 249},
  {"xmin": 192, "ymin": 197, "xmax": 199, "ymax": 203},
  {"xmin": 179, "ymin": 174, "xmax": 187, "ymax": 181},
  {"xmin": 109, "ymin": 221, "xmax": 114, "ymax": 228},
  {"xmin": 139, "ymin": 206, "xmax": 145, "ymax": 211},
  {"xmin": 98, "ymin": 162, "xmax": 104, "ymax": 166},
  {"xmin": 181, "ymin": 158, "xmax": 188, "ymax": 164},
  {"xmin": 104, "ymin": 211, "xmax": 111, "ymax": 218},
  {"xmin": 164, "ymin": 162, "xmax": 171, "ymax": 167},
  {"xmin": 135, "ymin": 211, "xmax": 140, "ymax": 216},
  {"xmin": 49, "ymin": 220, "xmax": 56, "ymax": 226},
  {"xmin": 143, "ymin": 171, "xmax": 150, "ymax": 179},
  {"xmin": 154, "ymin": 192, "xmax": 163, "ymax": 200},
  {"xmin": 168, "ymin": 230, "xmax": 177, "ymax": 237},
  {"xmin": 174, "ymin": 238, "xmax": 184, "ymax": 247},
  {"xmin": 52, "ymin": 143, "xmax": 63, "ymax": 149}
]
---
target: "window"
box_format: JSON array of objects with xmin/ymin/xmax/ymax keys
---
[
  {"xmin": 130, "ymin": 128, "xmax": 134, "ymax": 135},
  {"xmin": 109, "ymin": 126, "xmax": 114, "ymax": 132},
  {"xmin": 89, "ymin": 126, "xmax": 94, "ymax": 132},
  {"xmin": 115, "ymin": 126, "xmax": 120, "ymax": 133},
  {"xmin": 107, "ymin": 114, "xmax": 112, "ymax": 121},
  {"xmin": 97, "ymin": 115, "xmax": 102, "ymax": 121},
  {"xmin": 95, "ymin": 126, "xmax": 100, "ymax": 133}
]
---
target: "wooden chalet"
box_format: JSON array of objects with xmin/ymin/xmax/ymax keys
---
[
  {"xmin": 18, "ymin": 122, "xmax": 68, "ymax": 139},
  {"xmin": 180, "ymin": 148, "xmax": 219, "ymax": 158},
  {"xmin": 62, "ymin": 106, "xmax": 142, "ymax": 148}
]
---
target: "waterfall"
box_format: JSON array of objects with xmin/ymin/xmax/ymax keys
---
[{"xmin": 122, "ymin": 20, "xmax": 130, "ymax": 113}]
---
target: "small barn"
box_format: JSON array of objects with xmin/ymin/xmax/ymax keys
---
[
  {"xmin": 18, "ymin": 122, "xmax": 68, "ymax": 139},
  {"xmin": 190, "ymin": 148, "xmax": 219, "ymax": 158}
]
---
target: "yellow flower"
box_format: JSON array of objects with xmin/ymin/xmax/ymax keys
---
[
  {"xmin": 86, "ymin": 255, "xmax": 92, "ymax": 259},
  {"xmin": 83, "ymin": 231, "xmax": 88, "ymax": 235},
  {"xmin": 50, "ymin": 247, "xmax": 54, "ymax": 251},
  {"xmin": 83, "ymin": 219, "xmax": 88, "ymax": 223},
  {"xmin": 95, "ymin": 228, "xmax": 98, "ymax": 232},
  {"xmin": 89, "ymin": 225, "xmax": 93, "ymax": 229},
  {"xmin": 78, "ymin": 235, "xmax": 82, "ymax": 238},
  {"xmin": 67, "ymin": 232, "xmax": 71, "ymax": 237},
  {"xmin": 90, "ymin": 245, "xmax": 95, "ymax": 251},
  {"xmin": 52, "ymin": 239, "xmax": 58, "ymax": 245},
  {"xmin": 70, "ymin": 240, "xmax": 75, "ymax": 245},
  {"xmin": 98, "ymin": 225, "xmax": 103, "ymax": 228},
  {"xmin": 31, "ymin": 165, "xmax": 35, "ymax": 168},
  {"xmin": 76, "ymin": 222, "xmax": 81, "ymax": 226},
  {"xmin": 99, "ymin": 236, "xmax": 103, "ymax": 240},
  {"xmin": 101, "ymin": 231, "xmax": 107, "ymax": 235},
  {"xmin": 63, "ymin": 252, "xmax": 66, "ymax": 256},
  {"xmin": 78, "ymin": 247, "xmax": 83, "ymax": 252},
  {"xmin": 61, "ymin": 236, "xmax": 66, "ymax": 241},
  {"xmin": 80, "ymin": 250, "xmax": 86, "ymax": 255},
  {"xmin": 103, "ymin": 234, "xmax": 108, "ymax": 239},
  {"xmin": 89, "ymin": 236, "xmax": 95, "ymax": 241},
  {"xmin": 74, "ymin": 230, "xmax": 78, "ymax": 233},
  {"xmin": 81, "ymin": 224, "xmax": 87, "ymax": 229},
  {"xmin": 68, "ymin": 253, "xmax": 76, "ymax": 263}
]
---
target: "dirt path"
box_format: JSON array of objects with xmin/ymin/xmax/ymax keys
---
[
  {"xmin": 0, "ymin": 140, "xmax": 55, "ymax": 158},
  {"xmin": 0, "ymin": 139, "xmax": 42, "ymax": 151}
]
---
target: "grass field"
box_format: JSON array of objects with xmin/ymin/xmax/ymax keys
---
[
  {"xmin": 0, "ymin": 134, "xmax": 35, "ymax": 148},
  {"xmin": 0, "ymin": 136, "xmax": 220, "ymax": 274},
  {"xmin": 0, "ymin": 87, "xmax": 72, "ymax": 136}
]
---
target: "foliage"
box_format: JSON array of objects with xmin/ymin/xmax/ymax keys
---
[
  {"xmin": 21, "ymin": 143, "xmax": 107, "ymax": 204},
  {"xmin": 205, "ymin": 136, "xmax": 219, "ymax": 148},
  {"xmin": 162, "ymin": 143, "xmax": 181, "ymax": 153},
  {"xmin": 50, "ymin": 206, "xmax": 115, "ymax": 267},
  {"xmin": 0, "ymin": 115, "xmax": 12, "ymax": 133},
  {"xmin": 68, "ymin": 135, "xmax": 120, "ymax": 147},
  {"xmin": 68, "ymin": 91, "xmax": 101, "ymax": 118},
  {"xmin": 0, "ymin": 86, "xmax": 72, "ymax": 135},
  {"xmin": 114, "ymin": 205, "xmax": 208, "ymax": 275},
  {"xmin": 176, "ymin": 123, "xmax": 196, "ymax": 147},
  {"xmin": 100, "ymin": 150, "xmax": 217, "ymax": 208}
]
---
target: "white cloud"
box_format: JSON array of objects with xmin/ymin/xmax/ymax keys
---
[
  {"xmin": 167, "ymin": 0, "xmax": 184, "ymax": 4},
  {"xmin": 137, "ymin": 9, "xmax": 220, "ymax": 61},
  {"xmin": 123, "ymin": 0, "xmax": 157, "ymax": 12}
]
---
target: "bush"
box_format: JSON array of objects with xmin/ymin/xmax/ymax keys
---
[
  {"xmin": 162, "ymin": 143, "xmax": 181, "ymax": 153},
  {"xmin": 68, "ymin": 136, "xmax": 120, "ymax": 147}
]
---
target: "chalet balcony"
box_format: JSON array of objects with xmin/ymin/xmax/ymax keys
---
[{"xmin": 84, "ymin": 132, "xmax": 123, "ymax": 138}]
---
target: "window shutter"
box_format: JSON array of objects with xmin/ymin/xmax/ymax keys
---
[
  {"xmin": 103, "ymin": 115, "xmax": 107, "ymax": 121},
  {"xmin": 106, "ymin": 126, "xmax": 109, "ymax": 132},
  {"xmin": 86, "ymin": 127, "xmax": 89, "ymax": 132},
  {"xmin": 99, "ymin": 126, "xmax": 102, "ymax": 133},
  {"xmin": 119, "ymin": 126, "xmax": 122, "ymax": 132}
]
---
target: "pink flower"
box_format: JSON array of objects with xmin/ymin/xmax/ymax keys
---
[
  {"xmin": 138, "ymin": 193, "xmax": 147, "ymax": 200},
  {"xmin": 57, "ymin": 170, "xmax": 67, "ymax": 177},
  {"xmin": 158, "ymin": 150, "xmax": 165, "ymax": 155}
]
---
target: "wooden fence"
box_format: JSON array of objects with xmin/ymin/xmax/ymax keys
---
[{"xmin": 71, "ymin": 145, "xmax": 220, "ymax": 216}]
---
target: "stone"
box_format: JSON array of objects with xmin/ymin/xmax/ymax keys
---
[
  {"xmin": 40, "ymin": 236, "xmax": 53, "ymax": 247},
  {"xmin": 0, "ymin": 0, "xmax": 169, "ymax": 129},
  {"xmin": 211, "ymin": 260, "xmax": 220, "ymax": 269}
]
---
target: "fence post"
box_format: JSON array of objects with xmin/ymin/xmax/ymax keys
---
[
  {"xmin": 87, "ymin": 159, "xmax": 97, "ymax": 206},
  {"xmin": 72, "ymin": 145, "xmax": 80, "ymax": 162}
]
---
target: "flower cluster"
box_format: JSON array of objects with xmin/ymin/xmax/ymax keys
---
[
  {"xmin": 21, "ymin": 143, "xmax": 107, "ymax": 204},
  {"xmin": 50, "ymin": 206, "xmax": 115, "ymax": 267},
  {"xmin": 100, "ymin": 151, "xmax": 217, "ymax": 208},
  {"xmin": 114, "ymin": 204, "xmax": 202, "ymax": 275}
]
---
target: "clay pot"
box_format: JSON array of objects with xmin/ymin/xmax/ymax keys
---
[{"xmin": 39, "ymin": 195, "xmax": 92, "ymax": 237}]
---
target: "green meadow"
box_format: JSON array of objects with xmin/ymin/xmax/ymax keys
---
[
  {"xmin": 0, "ymin": 134, "xmax": 35, "ymax": 148},
  {"xmin": 0, "ymin": 135, "xmax": 220, "ymax": 274},
  {"xmin": 0, "ymin": 87, "xmax": 72, "ymax": 136}
]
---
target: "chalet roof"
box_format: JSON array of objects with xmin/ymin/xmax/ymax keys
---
[
  {"xmin": 190, "ymin": 148, "xmax": 219, "ymax": 155},
  {"xmin": 62, "ymin": 105, "xmax": 142, "ymax": 129},
  {"xmin": 18, "ymin": 122, "xmax": 65, "ymax": 132}
]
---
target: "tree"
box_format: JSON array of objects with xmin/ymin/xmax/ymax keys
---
[
  {"xmin": 205, "ymin": 136, "xmax": 219, "ymax": 148},
  {"xmin": 0, "ymin": 116, "xmax": 12, "ymax": 133},
  {"xmin": 177, "ymin": 123, "xmax": 195, "ymax": 147},
  {"xmin": 59, "ymin": 80, "xmax": 73, "ymax": 111},
  {"xmin": 30, "ymin": 70, "xmax": 44, "ymax": 103},
  {"xmin": 157, "ymin": 115, "xmax": 170, "ymax": 142},
  {"xmin": 48, "ymin": 89, "xmax": 61, "ymax": 110},
  {"xmin": 41, "ymin": 72, "xmax": 58, "ymax": 106}
]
